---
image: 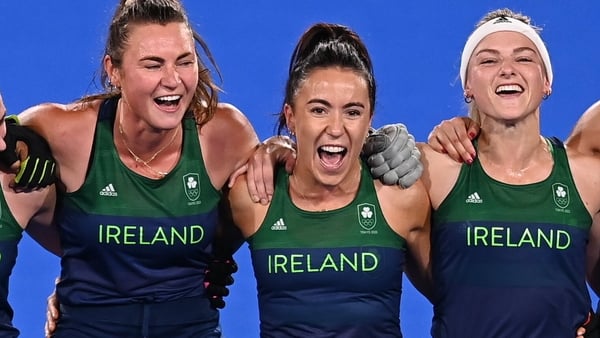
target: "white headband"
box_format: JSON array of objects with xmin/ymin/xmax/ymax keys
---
[{"xmin": 460, "ymin": 16, "xmax": 553, "ymax": 89}]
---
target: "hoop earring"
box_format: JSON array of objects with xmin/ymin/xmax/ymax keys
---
[
  {"xmin": 464, "ymin": 95, "xmax": 473, "ymax": 104},
  {"xmin": 108, "ymin": 80, "xmax": 121, "ymax": 92}
]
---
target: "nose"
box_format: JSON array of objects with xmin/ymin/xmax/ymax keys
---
[
  {"xmin": 161, "ymin": 65, "xmax": 182, "ymax": 88},
  {"xmin": 326, "ymin": 112, "xmax": 344, "ymax": 137},
  {"xmin": 499, "ymin": 59, "xmax": 516, "ymax": 78}
]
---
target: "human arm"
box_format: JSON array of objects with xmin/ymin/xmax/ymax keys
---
[
  {"xmin": 426, "ymin": 117, "xmax": 479, "ymax": 163},
  {"xmin": 377, "ymin": 179, "xmax": 433, "ymax": 302},
  {"xmin": 239, "ymin": 123, "xmax": 425, "ymax": 205},
  {"xmin": 44, "ymin": 278, "xmax": 59, "ymax": 338},
  {"xmin": 362, "ymin": 124, "xmax": 423, "ymax": 188},
  {"xmin": 1, "ymin": 173, "xmax": 61, "ymax": 255},
  {"xmin": 400, "ymin": 182, "xmax": 433, "ymax": 302},
  {"xmin": 0, "ymin": 116, "xmax": 57, "ymax": 190},
  {"xmin": 586, "ymin": 213, "xmax": 600, "ymax": 297},
  {"xmin": 404, "ymin": 199, "xmax": 433, "ymax": 300},
  {"xmin": 229, "ymin": 135, "xmax": 296, "ymax": 205},
  {"xmin": 204, "ymin": 103, "xmax": 295, "ymax": 206},
  {"xmin": 24, "ymin": 184, "xmax": 61, "ymax": 256},
  {"xmin": 365, "ymin": 117, "xmax": 482, "ymax": 166},
  {"xmin": 227, "ymin": 173, "xmax": 269, "ymax": 239},
  {"xmin": 578, "ymin": 309, "xmax": 600, "ymax": 338},
  {"xmin": 203, "ymin": 195, "xmax": 244, "ymax": 309},
  {"xmin": 200, "ymin": 103, "xmax": 261, "ymax": 193},
  {"xmin": 566, "ymin": 100, "xmax": 600, "ymax": 156},
  {"xmin": 17, "ymin": 101, "xmax": 100, "ymax": 192},
  {"xmin": 205, "ymin": 174, "xmax": 269, "ymax": 309}
]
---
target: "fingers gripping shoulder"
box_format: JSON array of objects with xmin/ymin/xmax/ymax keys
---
[
  {"xmin": 362, "ymin": 123, "xmax": 423, "ymax": 188},
  {"xmin": 0, "ymin": 116, "xmax": 57, "ymax": 189}
]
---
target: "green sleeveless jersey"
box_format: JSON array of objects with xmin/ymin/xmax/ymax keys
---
[
  {"xmin": 0, "ymin": 185, "xmax": 22, "ymax": 337},
  {"xmin": 431, "ymin": 137, "xmax": 591, "ymax": 338},
  {"xmin": 249, "ymin": 163, "xmax": 407, "ymax": 337},
  {"xmin": 55, "ymin": 98, "xmax": 221, "ymax": 317}
]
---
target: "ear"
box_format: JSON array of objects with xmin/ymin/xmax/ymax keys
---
[
  {"xmin": 464, "ymin": 86, "xmax": 472, "ymax": 98},
  {"xmin": 104, "ymin": 55, "xmax": 121, "ymax": 88},
  {"xmin": 284, "ymin": 103, "xmax": 295, "ymax": 135},
  {"xmin": 365, "ymin": 115, "xmax": 374, "ymax": 140},
  {"xmin": 543, "ymin": 78, "xmax": 551, "ymax": 97}
]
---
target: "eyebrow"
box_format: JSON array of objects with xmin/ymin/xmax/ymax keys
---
[
  {"xmin": 307, "ymin": 98, "xmax": 366, "ymax": 109},
  {"xmin": 140, "ymin": 52, "xmax": 194, "ymax": 63},
  {"xmin": 475, "ymin": 46, "xmax": 537, "ymax": 56}
]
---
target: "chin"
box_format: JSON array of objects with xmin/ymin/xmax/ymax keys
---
[{"xmin": 316, "ymin": 169, "xmax": 350, "ymax": 188}]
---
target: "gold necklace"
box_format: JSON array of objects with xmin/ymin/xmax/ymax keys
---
[{"xmin": 118, "ymin": 121, "xmax": 179, "ymax": 178}]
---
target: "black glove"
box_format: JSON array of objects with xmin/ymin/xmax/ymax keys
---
[
  {"xmin": 0, "ymin": 116, "xmax": 56, "ymax": 189},
  {"xmin": 584, "ymin": 307, "xmax": 600, "ymax": 338},
  {"xmin": 204, "ymin": 255, "xmax": 238, "ymax": 309},
  {"xmin": 362, "ymin": 123, "xmax": 423, "ymax": 188}
]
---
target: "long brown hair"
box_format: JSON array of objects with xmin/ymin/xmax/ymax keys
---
[{"xmin": 80, "ymin": 0, "xmax": 221, "ymax": 127}]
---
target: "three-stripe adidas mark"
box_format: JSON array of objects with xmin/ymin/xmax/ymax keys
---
[
  {"xmin": 271, "ymin": 218, "xmax": 287, "ymax": 231},
  {"xmin": 465, "ymin": 192, "xmax": 482, "ymax": 204},
  {"xmin": 99, "ymin": 183, "xmax": 118, "ymax": 197}
]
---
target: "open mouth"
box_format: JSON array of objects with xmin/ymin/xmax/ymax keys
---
[
  {"xmin": 318, "ymin": 145, "xmax": 347, "ymax": 168},
  {"xmin": 495, "ymin": 84, "xmax": 523, "ymax": 96},
  {"xmin": 154, "ymin": 95, "xmax": 182, "ymax": 107}
]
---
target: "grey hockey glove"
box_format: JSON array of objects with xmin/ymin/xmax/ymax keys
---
[{"xmin": 362, "ymin": 123, "xmax": 423, "ymax": 188}]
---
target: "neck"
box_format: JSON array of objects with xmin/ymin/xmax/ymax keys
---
[
  {"xmin": 478, "ymin": 131, "xmax": 548, "ymax": 165},
  {"xmin": 289, "ymin": 164, "xmax": 362, "ymax": 211},
  {"xmin": 116, "ymin": 102, "xmax": 181, "ymax": 179},
  {"xmin": 477, "ymin": 132, "xmax": 551, "ymax": 182}
]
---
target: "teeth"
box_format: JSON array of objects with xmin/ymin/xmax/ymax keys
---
[
  {"xmin": 320, "ymin": 145, "xmax": 345, "ymax": 153},
  {"xmin": 156, "ymin": 95, "xmax": 181, "ymax": 102},
  {"xmin": 496, "ymin": 85, "xmax": 522, "ymax": 93}
]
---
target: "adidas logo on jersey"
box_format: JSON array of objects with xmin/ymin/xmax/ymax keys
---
[
  {"xmin": 271, "ymin": 218, "xmax": 287, "ymax": 231},
  {"xmin": 99, "ymin": 183, "xmax": 118, "ymax": 197},
  {"xmin": 465, "ymin": 192, "xmax": 483, "ymax": 204}
]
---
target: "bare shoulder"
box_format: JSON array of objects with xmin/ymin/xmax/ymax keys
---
[
  {"xmin": 566, "ymin": 146, "xmax": 600, "ymax": 178},
  {"xmin": 18, "ymin": 100, "xmax": 100, "ymax": 141},
  {"xmin": 19, "ymin": 100, "xmax": 101, "ymax": 188},
  {"xmin": 201, "ymin": 102, "xmax": 259, "ymax": 153},
  {"xmin": 204, "ymin": 103, "xmax": 256, "ymax": 138},
  {"xmin": 417, "ymin": 142, "xmax": 462, "ymax": 208},
  {"xmin": 200, "ymin": 102, "xmax": 260, "ymax": 189},
  {"xmin": 418, "ymin": 142, "xmax": 461, "ymax": 171},
  {"xmin": 566, "ymin": 100, "xmax": 600, "ymax": 155},
  {"xmin": 566, "ymin": 146, "xmax": 600, "ymax": 215}
]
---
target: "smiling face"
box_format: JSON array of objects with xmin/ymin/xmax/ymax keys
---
[
  {"xmin": 465, "ymin": 31, "xmax": 550, "ymax": 123},
  {"xmin": 106, "ymin": 22, "xmax": 199, "ymax": 130},
  {"xmin": 285, "ymin": 67, "xmax": 372, "ymax": 187}
]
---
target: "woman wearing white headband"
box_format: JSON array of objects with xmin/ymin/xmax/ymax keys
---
[{"xmin": 398, "ymin": 8, "xmax": 600, "ymax": 337}]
